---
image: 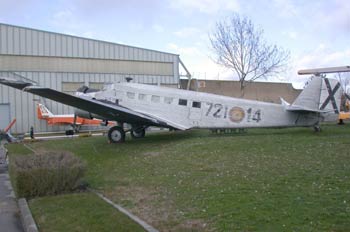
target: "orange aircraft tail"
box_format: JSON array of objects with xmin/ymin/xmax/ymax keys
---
[{"xmin": 37, "ymin": 103, "xmax": 54, "ymax": 119}]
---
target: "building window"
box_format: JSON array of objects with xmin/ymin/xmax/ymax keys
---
[
  {"xmin": 89, "ymin": 82, "xmax": 105, "ymax": 90},
  {"xmin": 178, "ymin": 99, "xmax": 187, "ymax": 106},
  {"xmin": 127, "ymin": 92, "xmax": 135, "ymax": 99},
  {"xmin": 164, "ymin": 97, "xmax": 173, "ymax": 104},
  {"xmin": 62, "ymin": 82, "xmax": 84, "ymax": 95},
  {"xmin": 138, "ymin": 93, "xmax": 147, "ymax": 101},
  {"xmin": 192, "ymin": 101, "xmax": 201, "ymax": 108},
  {"xmin": 151, "ymin": 95, "xmax": 160, "ymax": 103}
]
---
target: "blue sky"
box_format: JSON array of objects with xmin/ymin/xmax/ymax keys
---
[{"xmin": 0, "ymin": 0, "xmax": 349, "ymax": 86}]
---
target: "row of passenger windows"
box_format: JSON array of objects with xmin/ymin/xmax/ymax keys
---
[{"xmin": 126, "ymin": 92, "xmax": 201, "ymax": 108}]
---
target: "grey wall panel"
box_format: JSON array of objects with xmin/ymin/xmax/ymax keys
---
[
  {"xmin": 13, "ymin": 27, "xmax": 20, "ymax": 54},
  {"xmin": 67, "ymin": 36, "xmax": 74, "ymax": 57},
  {"xmin": 71, "ymin": 37, "xmax": 77, "ymax": 56},
  {"xmin": 44, "ymin": 33, "xmax": 50, "ymax": 55},
  {"xmin": 61, "ymin": 36, "xmax": 67, "ymax": 56},
  {"xmin": 49, "ymin": 33, "xmax": 55, "ymax": 56},
  {"xmin": 0, "ymin": 25, "xmax": 6, "ymax": 53},
  {"xmin": 78, "ymin": 38, "xmax": 84, "ymax": 57},
  {"xmin": 38, "ymin": 31, "xmax": 44, "ymax": 56},
  {"xmin": 19, "ymin": 28, "xmax": 26, "ymax": 55},
  {"xmin": 83, "ymin": 39, "xmax": 89, "ymax": 57},
  {"xmin": 7, "ymin": 26, "xmax": 13, "ymax": 54}
]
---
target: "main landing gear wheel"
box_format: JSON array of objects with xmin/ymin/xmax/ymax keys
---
[
  {"xmin": 313, "ymin": 125, "xmax": 321, "ymax": 132},
  {"xmin": 108, "ymin": 126, "xmax": 125, "ymax": 143},
  {"xmin": 131, "ymin": 128, "xmax": 146, "ymax": 139}
]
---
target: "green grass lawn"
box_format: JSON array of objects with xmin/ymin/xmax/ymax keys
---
[
  {"xmin": 29, "ymin": 193, "xmax": 145, "ymax": 232},
  {"xmin": 7, "ymin": 124, "xmax": 350, "ymax": 231}
]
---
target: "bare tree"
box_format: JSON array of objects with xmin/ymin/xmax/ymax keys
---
[
  {"xmin": 210, "ymin": 14, "xmax": 290, "ymax": 95},
  {"xmin": 334, "ymin": 72, "xmax": 350, "ymax": 93}
]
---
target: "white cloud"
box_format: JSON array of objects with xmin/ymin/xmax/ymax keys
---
[
  {"xmin": 282, "ymin": 30, "xmax": 298, "ymax": 40},
  {"xmin": 318, "ymin": 0, "xmax": 350, "ymax": 34},
  {"xmin": 295, "ymin": 46, "xmax": 350, "ymax": 70},
  {"xmin": 272, "ymin": 0, "xmax": 298, "ymax": 18},
  {"xmin": 167, "ymin": 43, "xmax": 201, "ymax": 56},
  {"xmin": 51, "ymin": 10, "xmax": 78, "ymax": 29},
  {"xmin": 51, "ymin": 9, "xmax": 100, "ymax": 39},
  {"xmin": 168, "ymin": 0, "xmax": 239, "ymax": 14},
  {"xmin": 152, "ymin": 24, "xmax": 164, "ymax": 33},
  {"xmin": 174, "ymin": 27, "xmax": 201, "ymax": 38},
  {"xmin": 166, "ymin": 43, "xmax": 235, "ymax": 80},
  {"xmin": 283, "ymin": 45, "xmax": 350, "ymax": 87}
]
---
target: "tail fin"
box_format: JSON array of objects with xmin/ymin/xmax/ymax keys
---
[
  {"xmin": 290, "ymin": 77, "xmax": 342, "ymax": 113},
  {"xmin": 37, "ymin": 103, "xmax": 54, "ymax": 119}
]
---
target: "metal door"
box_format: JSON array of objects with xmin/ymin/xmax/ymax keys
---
[
  {"xmin": 189, "ymin": 101, "xmax": 202, "ymax": 121},
  {"xmin": 0, "ymin": 104, "xmax": 10, "ymax": 129}
]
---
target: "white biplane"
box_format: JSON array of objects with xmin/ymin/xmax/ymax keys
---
[{"xmin": 0, "ymin": 66, "xmax": 349, "ymax": 143}]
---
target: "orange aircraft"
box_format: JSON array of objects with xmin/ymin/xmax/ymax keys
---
[{"xmin": 37, "ymin": 103, "xmax": 114, "ymax": 132}]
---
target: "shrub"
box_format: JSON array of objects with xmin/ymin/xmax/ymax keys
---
[{"xmin": 10, "ymin": 152, "xmax": 86, "ymax": 198}]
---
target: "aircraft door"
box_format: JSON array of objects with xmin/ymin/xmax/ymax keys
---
[{"xmin": 189, "ymin": 100, "xmax": 202, "ymax": 122}]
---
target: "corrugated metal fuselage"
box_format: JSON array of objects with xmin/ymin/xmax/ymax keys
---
[{"xmin": 94, "ymin": 83, "xmax": 320, "ymax": 129}]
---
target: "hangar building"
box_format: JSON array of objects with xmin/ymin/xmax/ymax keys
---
[{"xmin": 0, "ymin": 23, "xmax": 185, "ymax": 133}]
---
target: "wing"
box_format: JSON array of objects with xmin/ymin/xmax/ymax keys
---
[
  {"xmin": 134, "ymin": 110, "xmax": 190, "ymax": 130},
  {"xmin": 0, "ymin": 78, "xmax": 177, "ymax": 129}
]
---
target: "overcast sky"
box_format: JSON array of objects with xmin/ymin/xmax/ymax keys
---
[{"xmin": 0, "ymin": 0, "xmax": 349, "ymax": 86}]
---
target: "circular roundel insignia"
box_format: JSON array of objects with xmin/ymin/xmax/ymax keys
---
[{"xmin": 229, "ymin": 107, "xmax": 245, "ymax": 123}]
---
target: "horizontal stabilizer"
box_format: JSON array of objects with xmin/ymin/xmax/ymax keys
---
[{"xmin": 284, "ymin": 105, "xmax": 335, "ymax": 113}]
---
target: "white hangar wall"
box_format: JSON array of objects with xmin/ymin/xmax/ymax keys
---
[{"xmin": 0, "ymin": 23, "xmax": 181, "ymax": 133}]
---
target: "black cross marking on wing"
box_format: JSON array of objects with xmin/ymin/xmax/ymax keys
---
[{"xmin": 320, "ymin": 78, "xmax": 341, "ymax": 113}]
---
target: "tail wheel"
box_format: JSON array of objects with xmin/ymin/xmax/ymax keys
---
[
  {"xmin": 131, "ymin": 128, "xmax": 146, "ymax": 139},
  {"xmin": 108, "ymin": 126, "xmax": 125, "ymax": 143}
]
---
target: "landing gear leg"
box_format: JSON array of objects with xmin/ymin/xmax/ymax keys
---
[
  {"xmin": 313, "ymin": 124, "xmax": 321, "ymax": 132},
  {"xmin": 131, "ymin": 127, "xmax": 146, "ymax": 139},
  {"xmin": 108, "ymin": 126, "xmax": 125, "ymax": 143}
]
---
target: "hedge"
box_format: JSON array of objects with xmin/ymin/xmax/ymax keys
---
[{"xmin": 11, "ymin": 152, "xmax": 86, "ymax": 198}]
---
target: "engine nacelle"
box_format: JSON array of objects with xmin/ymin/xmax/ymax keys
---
[
  {"xmin": 74, "ymin": 109, "xmax": 93, "ymax": 119},
  {"xmin": 74, "ymin": 109, "xmax": 106, "ymax": 121}
]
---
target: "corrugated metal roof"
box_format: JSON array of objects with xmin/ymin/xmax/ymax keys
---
[{"xmin": 0, "ymin": 23, "xmax": 179, "ymax": 57}]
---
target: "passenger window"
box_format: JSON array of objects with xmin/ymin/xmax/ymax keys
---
[
  {"xmin": 138, "ymin": 93, "xmax": 147, "ymax": 101},
  {"xmin": 127, "ymin": 92, "xmax": 135, "ymax": 99},
  {"xmin": 164, "ymin": 97, "xmax": 173, "ymax": 104},
  {"xmin": 151, "ymin": 95, "xmax": 160, "ymax": 103},
  {"xmin": 192, "ymin": 101, "xmax": 201, "ymax": 108},
  {"xmin": 178, "ymin": 99, "xmax": 187, "ymax": 106}
]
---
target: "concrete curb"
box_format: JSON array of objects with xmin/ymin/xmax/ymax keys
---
[
  {"xmin": 18, "ymin": 198, "xmax": 38, "ymax": 232},
  {"xmin": 90, "ymin": 189, "xmax": 159, "ymax": 232}
]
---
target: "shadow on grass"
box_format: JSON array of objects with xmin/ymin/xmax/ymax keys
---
[{"xmin": 127, "ymin": 126, "xmax": 318, "ymax": 145}]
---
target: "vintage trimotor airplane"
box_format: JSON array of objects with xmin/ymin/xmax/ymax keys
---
[
  {"xmin": 0, "ymin": 66, "xmax": 349, "ymax": 143},
  {"xmin": 37, "ymin": 103, "xmax": 115, "ymax": 133}
]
